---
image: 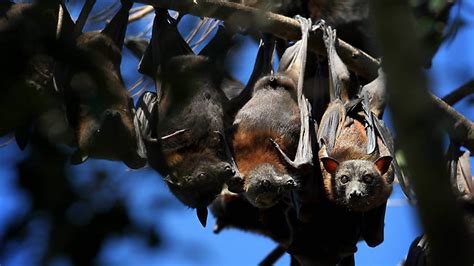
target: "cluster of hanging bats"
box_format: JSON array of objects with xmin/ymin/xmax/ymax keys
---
[{"xmin": 2, "ymin": 0, "xmax": 469, "ymax": 265}]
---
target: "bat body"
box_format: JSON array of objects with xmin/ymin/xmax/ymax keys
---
[
  {"xmin": 232, "ymin": 75, "xmax": 300, "ymax": 208},
  {"xmin": 211, "ymin": 189, "xmax": 291, "ymax": 244},
  {"xmin": 0, "ymin": 3, "xmax": 61, "ymax": 141},
  {"xmin": 319, "ymin": 109, "xmax": 393, "ymax": 212},
  {"xmin": 317, "ymin": 25, "xmax": 394, "ymax": 213},
  {"xmin": 136, "ymin": 11, "xmax": 238, "ymax": 226},
  {"xmin": 58, "ymin": 0, "xmax": 146, "ymax": 168},
  {"xmin": 154, "ymin": 54, "xmax": 235, "ymax": 212}
]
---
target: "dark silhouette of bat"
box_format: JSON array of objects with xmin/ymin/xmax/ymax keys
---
[
  {"xmin": 317, "ymin": 24, "xmax": 394, "ymax": 213},
  {"xmin": 211, "ymin": 188, "xmax": 291, "ymax": 244},
  {"xmin": 230, "ymin": 16, "xmax": 314, "ymax": 209},
  {"xmin": 0, "ymin": 1, "xmax": 65, "ymax": 146},
  {"xmin": 55, "ymin": 0, "xmax": 146, "ymax": 169},
  {"xmin": 135, "ymin": 9, "xmax": 239, "ymax": 227}
]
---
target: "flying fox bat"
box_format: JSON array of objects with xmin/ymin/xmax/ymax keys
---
[
  {"xmin": 54, "ymin": 0, "xmax": 146, "ymax": 169},
  {"xmin": 230, "ymin": 16, "xmax": 314, "ymax": 209},
  {"xmin": 317, "ymin": 24, "xmax": 394, "ymax": 213},
  {"xmin": 135, "ymin": 9, "xmax": 239, "ymax": 227},
  {"xmin": 0, "ymin": 1, "xmax": 64, "ymax": 145}
]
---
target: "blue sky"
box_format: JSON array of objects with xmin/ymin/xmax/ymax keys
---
[{"xmin": 1, "ymin": 1, "xmax": 473, "ymax": 265}]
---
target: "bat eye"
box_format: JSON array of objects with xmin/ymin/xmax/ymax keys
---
[
  {"xmin": 197, "ymin": 173, "xmax": 207, "ymax": 180},
  {"xmin": 363, "ymin": 175, "xmax": 373, "ymax": 184},
  {"xmin": 340, "ymin": 175, "xmax": 349, "ymax": 184}
]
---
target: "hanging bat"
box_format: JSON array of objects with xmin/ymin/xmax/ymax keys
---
[
  {"xmin": 135, "ymin": 9, "xmax": 239, "ymax": 227},
  {"xmin": 231, "ymin": 16, "xmax": 314, "ymax": 209},
  {"xmin": 210, "ymin": 188, "xmax": 291, "ymax": 244},
  {"xmin": 56, "ymin": 0, "xmax": 146, "ymax": 169},
  {"xmin": 317, "ymin": 24, "xmax": 394, "ymax": 213},
  {"xmin": 0, "ymin": 1, "xmax": 63, "ymax": 143},
  {"xmin": 285, "ymin": 200, "xmax": 375, "ymax": 266}
]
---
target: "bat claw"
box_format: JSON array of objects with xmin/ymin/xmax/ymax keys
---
[{"xmin": 269, "ymin": 138, "xmax": 296, "ymax": 169}]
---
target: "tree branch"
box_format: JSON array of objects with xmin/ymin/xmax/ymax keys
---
[
  {"xmin": 432, "ymin": 94, "xmax": 474, "ymax": 151},
  {"xmin": 134, "ymin": 0, "xmax": 380, "ymax": 80},
  {"xmin": 442, "ymin": 80, "xmax": 474, "ymax": 105},
  {"xmin": 129, "ymin": 5, "xmax": 154, "ymax": 23},
  {"xmin": 132, "ymin": 0, "xmax": 474, "ymax": 153}
]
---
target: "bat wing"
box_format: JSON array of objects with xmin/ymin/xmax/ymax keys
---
[
  {"xmin": 101, "ymin": 0, "xmax": 133, "ymax": 50},
  {"xmin": 135, "ymin": 91, "xmax": 171, "ymax": 172},
  {"xmin": 228, "ymin": 35, "xmax": 275, "ymax": 116},
  {"xmin": 404, "ymin": 235, "xmax": 429, "ymax": 266},
  {"xmin": 124, "ymin": 37, "xmax": 149, "ymax": 59},
  {"xmin": 361, "ymin": 92, "xmax": 376, "ymax": 154},
  {"xmin": 373, "ymin": 117, "xmax": 398, "ymax": 184},
  {"xmin": 136, "ymin": 91, "xmax": 158, "ymax": 141},
  {"xmin": 199, "ymin": 24, "xmax": 244, "ymax": 101},
  {"xmin": 447, "ymin": 143, "xmax": 473, "ymax": 197},
  {"xmin": 74, "ymin": 0, "xmax": 96, "ymax": 36},
  {"xmin": 270, "ymin": 16, "xmax": 314, "ymax": 171},
  {"xmin": 318, "ymin": 100, "xmax": 346, "ymax": 156},
  {"xmin": 359, "ymin": 68, "xmax": 386, "ymax": 118},
  {"xmin": 318, "ymin": 23, "xmax": 352, "ymax": 156},
  {"xmin": 361, "ymin": 202, "xmax": 386, "ymax": 247},
  {"xmin": 138, "ymin": 9, "xmax": 193, "ymax": 79},
  {"xmin": 323, "ymin": 24, "xmax": 350, "ymax": 102}
]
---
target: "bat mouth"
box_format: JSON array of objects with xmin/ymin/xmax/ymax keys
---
[{"xmin": 252, "ymin": 192, "xmax": 279, "ymax": 208}]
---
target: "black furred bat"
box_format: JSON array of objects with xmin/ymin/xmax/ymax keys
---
[
  {"xmin": 317, "ymin": 24, "xmax": 394, "ymax": 214},
  {"xmin": 57, "ymin": 0, "xmax": 146, "ymax": 169},
  {"xmin": 0, "ymin": 2, "xmax": 62, "ymax": 142},
  {"xmin": 286, "ymin": 201, "xmax": 381, "ymax": 266},
  {"xmin": 210, "ymin": 189, "xmax": 291, "ymax": 244},
  {"xmin": 0, "ymin": 1, "xmax": 85, "ymax": 151},
  {"xmin": 135, "ymin": 9, "xmax": 239, "ymax": 227},
  {"xmin": 231, "ymin": 17, "xmax": 314, "ymax": 209}
]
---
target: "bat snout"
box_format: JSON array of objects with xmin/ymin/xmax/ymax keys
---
[
  {"xmin": 283, "ymin": 178, "xmax": 297, "ymax": 190},
  {"xmin": 224, "ymin": 164, "xmax": 236, "ymax": 177},
  {"xmin": 349, "ymin": 190, "xmax": 363, "ymax": 198}
]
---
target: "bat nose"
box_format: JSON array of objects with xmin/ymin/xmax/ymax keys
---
[
  {"xmin": 285, "ymin": 179, "xmax": 297, "ymax": 189},
  {"xmin": 224, "ymin": 165, "xmax": 235, "ymax": 176},
  {"xmin": 261, "ymin": 179, "xmax": 271, "ymax": 191},
  {"xmin": 105, "ymin": 109, "xmax": 121, "ymax": 119},
  {"xmin": 349, "ymin": 190, "xmax": 363, "ymax": 198}
]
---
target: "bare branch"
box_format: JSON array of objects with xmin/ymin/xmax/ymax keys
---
[
  {"xmin": 431, "ymin": 94, "xmax": 474, "ymax": 151},
  {"xmin": 129, "ymin": 5, "xmax": 154, "ymax": 23},
  {"xmin": 134, "ymin": 0, "xmax": 380, "ymax": 80},
  {"xmin": 442, "ymin": 80, "xmax": 474, "ymax": 105},
  {"xmin": 75, "ymin": 0, "xmax": 96, "ymax": 34},
  {"xmin": 258, "ymin": 245, "xmax": 286, "ymax": 266}
]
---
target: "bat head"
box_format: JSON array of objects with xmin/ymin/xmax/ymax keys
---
[
  {"xmin": 244, "ymin": 163, "xmax": 298, "ymax": 209},
  {"xmin": 321, "ymin": 156, "xmax": 393, "ymax": 211},
  {"xmin": 161, "ymin": 131, "xmax": 237, "ymax": 224},
  {"xmin": 68, "ymin": 33, "xmax": 146, "ymax": 168}
]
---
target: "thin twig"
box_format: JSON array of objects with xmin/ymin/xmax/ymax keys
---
[
  {"xmin": 442, "ymin": 80, "xmax": 474, "ymax": 106},
  {"xmin": 258, "ymin": 245, "xmax": 286, "ymax": 266},
  {"xmin": 129, "ymin": 5, "xmax": 154, "ymax": 23}
]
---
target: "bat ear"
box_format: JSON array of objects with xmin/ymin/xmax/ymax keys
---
[
  {"xmin": 70, "ymin": 150, "xmax": 89, "ymax": 165},
  {"xmin": 196, "ymin": 207, "xmax": 208, "ymax": 227},
  {"xmin": 101, "ymin": 0, "xmax": 133, "ymax": 49},
  {"xmin": 321, "ymin": 157, "xmax": 339, "ymax": 175},
  {"xmin": 375, "ymin": 156, "xmax": 392, "ymax": 175}
]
